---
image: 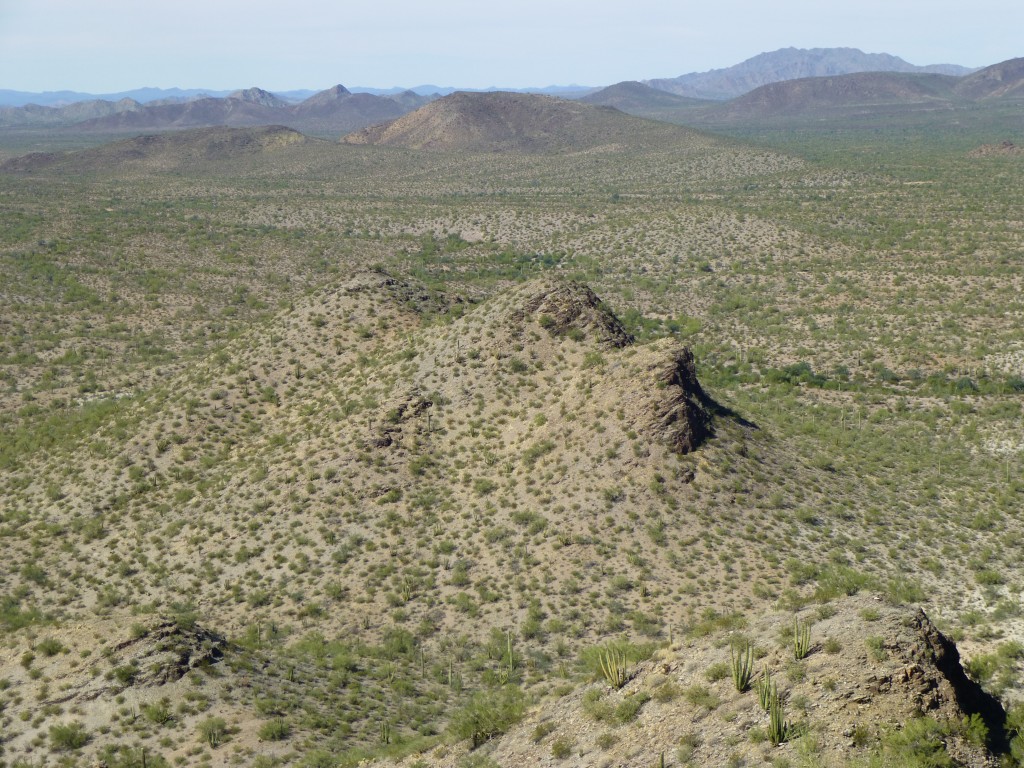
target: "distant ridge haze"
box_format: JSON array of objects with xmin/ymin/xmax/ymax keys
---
[
  {"xmin": 0, "ymin": 85, "xmax": 439, "ymax": 135},
  {"xmin": 0, "ymin": 47, "xmax": 980, "ymax": 108},
  {"xmin": 2, "ymin": 48, "xmax": 1012, "ymax": 136},
  {"xmin": 644, "ymin": 47, "xmax": 978, "ymax": 100}
]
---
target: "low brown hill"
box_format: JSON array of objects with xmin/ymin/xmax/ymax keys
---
[
  {"xmin": 342, "ymin": 91, "xmax": 690, "ymax": 152},
  {"xmin": 581, "ymin": 81, "xmax": 711, "ymax": 111},
  {"xmin": 389, "ymin": 88, "xmax": 439, "ymax": 110},
  {"xmin": 715, "ymin": 71, "xmax": 959, "ymax": 119},
  {"xmin": 0, "ymin": 269, "xmax": 730, "ymax": 658},
  {"xmin": 580, "ymin": 81, "xmax": 716, "ymax": 126},
  {"xmin": 0, "ymin": 125, "xmax": 313, "ymax": 174},
  {"xmin": 954, "ymin": 57, "xmax": 1024, "ymax": 100}
]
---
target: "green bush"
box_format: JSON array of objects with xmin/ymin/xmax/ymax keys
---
[
  {"xmin": 37, "ymin": 637, "xmax": 65, "ymax": 657},
  {"xmin": 704, "ymin": 661, "xmax": 730, "ymax": 682},
  {"xmin": 876, "ymin": 717, "xmax": 953, "ymax": 767},
  {"xmin": 447, "ymin": 686, "xmax": 525, "ymax": 749},
  {"xmin": 258, "ymin": 718, "xmax": 291, "ymax": 741},
  {"xmin": 615, "ymin": 691, "xmax": 650, "ymax": 724},
  {"xmin": 551, "ymin": 736, "xmax": 574, "ymax": 759},
  {"xmin": 198, "ymin": 716, "xmax": 228, "ymax": 747},
  {"xmin": 49, "ymin": 721, "xmax": 90, "ymax": 751},
  {"xmin": 143, "ymin": 700, "xmax": 173, "ymax": 725}
]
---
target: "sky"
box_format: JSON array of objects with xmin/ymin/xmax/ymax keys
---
[{"xmin": 0, "ymin": 0, "xmax": 1021, "ymax": 93}]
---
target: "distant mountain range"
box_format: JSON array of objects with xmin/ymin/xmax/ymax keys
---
[
  {"xmin": 645, "ymin": 47, "xmax": 977, "ymax": 100},
  {"xmin": 0, "ymin": 85, "xmax": 439, "ymax": 136},
  {"xmin": 342, "ymin": 57, "xmax": 1024, "ymax": 152},
  {"xmin": 1, "ymin": 47, "xmax": 982, "ymax": 110},
  {"xmin": 580, "ymin": 56, "xmax": 1023, "ymax": 127},
  {"xmin": 2, "ymin": 48, "xmax": 1016, "ymax": 138},
  {"xmin": 0, "ymin": 84, "xmax": 593, "ymax": 109}
]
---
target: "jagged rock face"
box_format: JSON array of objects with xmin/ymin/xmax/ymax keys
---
[
  {"xmin": 7, "ymin": 619, "xmax": 231, "ymax": 712},
  {"xmin": 117, "ymin": 620, "xmax": 229, "ymax": 687},
  {"xmin": 508, "ymin": 279, "xmax": 712, "ymax": 455},
  {"xmin": 593, "ymin": 339, "xmax": 713, "ymax": 458},
  {"xmin": 341, "ymin": 269, "xmax": 460, "ymax": 318},
  {"xmin": 516, "ymin": 279, "xmax": 633, "ymax": 348},
  {"xmin": 647, "ymin": 346, "xmax": 712, "ymax": 454},
  {"xmin": 909, "ymin": 609, "xmax": 1009, "ymax": 754},
  {"xmin": 367, "ymin": 392, "xmax": 433, "ymax": 449}
]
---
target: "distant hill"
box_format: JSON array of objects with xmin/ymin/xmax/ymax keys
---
[
  {"xmin": 227, "ymin": 87, "xmax": 292, "ymax": 108},
  {"xmin": 578, "ymin": 81, "xmax": 714, "ymax": 123},
  {"xmin": 69, "ymin": 95, "xmax": 284, "ymax": 131},
  {"xmin": 580, "ymin": 81, "xmax": 711, "ymax": 111},
  {"xmin": 953, "ymin": 57, "xmax": 1024, "ymax": 100},
  {"xmin": 689, "ymin": 56, "xmax": 1024, "ymax": 126},
  {"xmin": 0, "ymin": 87, "xmax": 233, "ymax": 107},
  {"xmin": 342, "ymin": 91, "xmax": 701, "ymax": 152},
  {"xmin": 0, "ymin": 85, "xmax": 438, "ymax": 137},
  {"xmin": 646, "ymin": 47, "xmax": 976, "ymax": 100},
  {"xmin": 0, "ymin": 125, "xmax": 314, "ymax": 175},
  {"xmin": 714, "ymin": 71, "xmax": 960, "ymax": 119},
  {"xmin": 0, "ymin": 83, "xmax": 591, "ymax": 108},
  {"xmin": 287, "ymin": 85, "xmax": 433, "ymax": 134},
  {"xmin": 0, "ymin": 97, "xmax": 144, "ymax": 127}
]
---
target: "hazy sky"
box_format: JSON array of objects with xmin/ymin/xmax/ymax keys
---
[{"xmin": 1, "ymin": 0, "xmax": 1020, "ymax": 92}]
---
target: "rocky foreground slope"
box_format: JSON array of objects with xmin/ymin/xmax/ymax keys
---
[{"xmin": 390, "ymin": 596, "xmax": 1007, "ymax": 767}]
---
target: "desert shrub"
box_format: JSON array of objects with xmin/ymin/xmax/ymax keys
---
[
  {"xmin": 705, "ymin": 661, "xmax": 730, "ymax": 682},
  {"xmin": 198, "ymin": 716, "xmax": 228, "ymax": 747},
  {"xmin": 49, "ymin": 721, "xmax": 90, "ymax": 751},
  {"xmin": 876, "ymin": 717, "xmax": 953, "ymax": 767},
  {"xmin": 447, "ymin": 686, "xmax": 525, "ymax": 749},
  {"xmin": 615, "ymin": 691, "xmax": 650, "ymax": 724},
  {"xmin": 582, "ymin": 689, "xmax": 614, "ymax": 722},
  {"xmin": 550, "ymin": 736, "xmax": 574, "ymax": 759},
  {"xmin": 37, "ymin": 637, "xmax": 65, "ymax": 656},
  {"xmin": 683, "ymin": 684, "xmax": 720, "ymax": 710},
  {"xmin": 596, "ymin": 731, "xmax": 619, "ymax": 749},
  {"xmin": 258, "ymin": 718, "xmax": 291, "ymax": 741},
  {"xmin": 531, "ymin": 720, "xmax": 557, "ymax": 743},
  {"xmin": 142, "ymin": 700, "xmax": 173, "ymax": 725}
]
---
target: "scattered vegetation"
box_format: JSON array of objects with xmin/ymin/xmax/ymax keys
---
[{"xmin": 0, "ymin": 88, "xmax": 1022, "ymax": 766}]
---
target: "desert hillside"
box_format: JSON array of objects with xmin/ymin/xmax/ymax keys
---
[
  {"xmin": 342, "ymin": 91, "xmax": 703, "ymax": 153},
  {"xmin": 1, "ymin": 83, "xmax": 1023, "ymax": 767}
]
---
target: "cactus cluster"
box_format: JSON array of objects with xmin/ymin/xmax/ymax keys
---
[
  {"xmin": 599, "ymin": 646, "xmax": 629, "ymax": 689},
  {"xmin": 793, "ymin": 617, "xmax": 812, "ymax": 660},
  {"xmin": 730, "ymin": 640, "xmax": 754, "ymax": 692}
]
